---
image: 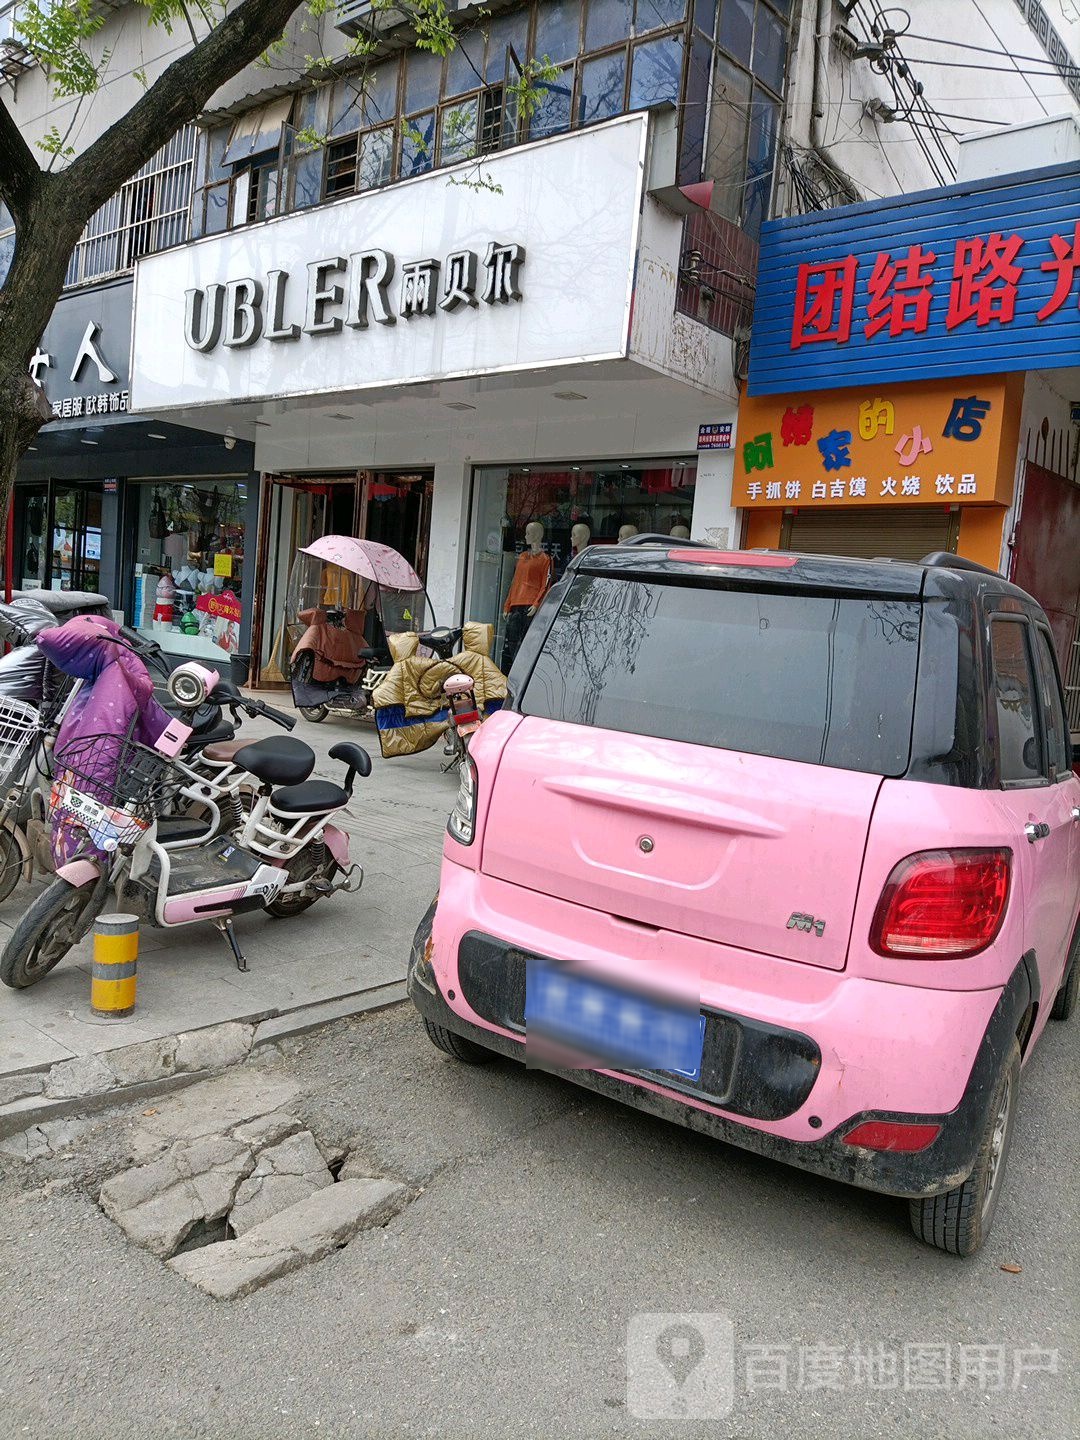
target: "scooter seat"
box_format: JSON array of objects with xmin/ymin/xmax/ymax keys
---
[
  {"xmin": 271, "ymin": 780, "xmax": 349, "ymax": 815},
  {"xmin": 157, "ymin": 815, "xmax": 210, "ymax": 842},
  {"xmin": 201, "ymin": 738, "xmax": 247, "ymax": 764},
  {"xmin": 233, "ymin": 736, "xmax": 315, "ymax": 786}
]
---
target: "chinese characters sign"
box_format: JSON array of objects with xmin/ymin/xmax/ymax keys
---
[
  {"xmin": 698, "ymin": 423, "xmax": 734, "ymax": 451},
  {"xmin": 30, "ymin": 278, "xmax": 132, "ymax": 424},
  {"xmin": 748, "ymin": 165, "xmax": 1080, "ymax": 394},
  {"xmin": 733, "ymin": 375, "xmax": 1020, "ymax": 509}
]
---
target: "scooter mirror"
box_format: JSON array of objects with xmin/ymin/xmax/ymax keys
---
[{"xmin": 167, "ymin": 661, "xmax": 220, "ymax": 710}]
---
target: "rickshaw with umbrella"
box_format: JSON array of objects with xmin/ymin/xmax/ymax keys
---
[
  {"xmin": 284, "ymin": 535, "xmax": 507, "ymax": 765},
  {"xmin": 285, "ymin": 536, "xmax": 432, "ymax": 723}
]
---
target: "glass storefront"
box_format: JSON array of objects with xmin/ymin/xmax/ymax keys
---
[
  {"xmin": 468, "ymin": 457, "xmax": 697, "ymax": 670},
  {"xmin": 129, "ymin": 478, "xmax": 247, "ymax": 659},
  {"xmin": 14, "ymin": 481, "xmax": 103, "ymax": 593}
]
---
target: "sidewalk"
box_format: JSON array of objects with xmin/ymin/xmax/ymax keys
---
[{"xmin": 0, "ymin": 704, "xmax": 453, "ymax": 1100}]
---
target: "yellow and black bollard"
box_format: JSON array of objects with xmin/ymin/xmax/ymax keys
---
[{"xmin": 91, "ymin": 913, "xmax": 139, "ymax": 1019}]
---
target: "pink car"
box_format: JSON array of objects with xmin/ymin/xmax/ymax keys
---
[{"xmin": 409, "ymin": 543, "xmax": 1080, "ymax": 1255}]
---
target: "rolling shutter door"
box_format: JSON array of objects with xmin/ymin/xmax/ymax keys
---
[{"xmin": 784, "ymin": 507, "xmax": 955, "ymax": 562}]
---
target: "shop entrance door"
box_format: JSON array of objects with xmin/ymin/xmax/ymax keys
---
[
  {"xmin": 13, "ymin": 481, "xmax": 103, "ymax": 593},
  {"xmin": 252, "ymin": 470, "xmax": 434, "ymax": 686}
]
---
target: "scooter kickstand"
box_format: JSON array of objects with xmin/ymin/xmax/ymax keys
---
[{"xmin": 215, "ymin": 919, "xmax": 248, "ymax": 972}]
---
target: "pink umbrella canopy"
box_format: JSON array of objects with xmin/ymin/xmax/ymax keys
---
[{"xmin": 300, "ymin": 535, "xmax": 423, "ymax": 590}]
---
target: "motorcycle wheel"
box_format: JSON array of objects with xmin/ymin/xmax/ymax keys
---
[
  {"xmin": 265, "ymin": 846, "xmax": 338, "ymax": 919},
  {"xmin": 0, "ymin": 825, "xmax": 25, "ymax": 906},
  {"xmin": 299, "ymin": 705, "xmax": 329, "ymax": 723},
  {"xmin": 0, "ymin": 878, "xmax": 100, "ymax": 988}
]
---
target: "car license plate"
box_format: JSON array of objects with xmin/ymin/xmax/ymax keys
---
[{"xmin": 525, "ymin": 959, "xmax": 705, "ymax": 1081}]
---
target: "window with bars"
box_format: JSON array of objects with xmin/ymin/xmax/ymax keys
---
[{"xmin": 64, "ymin": 125, "xmax": 197, "ymax": 287}]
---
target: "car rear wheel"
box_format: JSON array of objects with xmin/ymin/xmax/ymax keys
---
[
  {"xmin": 1049, "ymin": 926, "xmax": 1079, "ymax": 1021},
  {"xmin": 908, "ymin": 1040, "xmax": 1020, "ymax": 1257},
  {"xmin": 423, "ymin": 1018, "xmax": 493, "ymax": 1065}
]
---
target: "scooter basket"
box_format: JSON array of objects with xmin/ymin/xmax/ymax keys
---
[
  {"xmin": 48, "ymin": 733, "xmax": 176, "ymax": 853},
  {"xmin": 0, "ymin": 696, "xmax": 41, "ymax": 793}
]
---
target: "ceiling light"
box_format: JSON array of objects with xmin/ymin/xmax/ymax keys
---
[
  {"xmin": 80, "ymin": 438, "xmax": 99, "ymax": 446},
  {"xmin": 147, "ymin": 431, "xmax": 168, "ymax": 440},
  {"xmin": 554, "ymin": 391, "xmax": 587, "ymax": 401},
  {"xmin": 571, "ymin": 465, "xmax": 581, "ymax": 471},
  {"xmin": 620, "ymin": 463, "xmax": 631, "ymax": 470},
  {"xmin": 444, "ymin": 401, "xmax": 477, "ymax": 412},
  {"xmin": 521, "ymin": 467, "xmax": 531, "ymax": 473}
]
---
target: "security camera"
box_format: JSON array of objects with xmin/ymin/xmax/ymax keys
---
[{"xmin": 224, "ymin": 426, "xmax": 236, "ymax": 451}]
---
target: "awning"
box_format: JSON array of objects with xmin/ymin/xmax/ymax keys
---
[{"xmin": 222, "ymin": 95, "xmax": 294, "ymax": 165}]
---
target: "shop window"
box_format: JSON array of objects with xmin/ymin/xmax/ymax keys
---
[
  {"xmin": 131, "ymin": 480, "xmax": 247, "ymax": 661},
  {"xmin": 529, "ymin": 65, "xmax": 575, "ymax": 139},
  {"xmin": 359, "ymin": 125, "xmax": 395, "ymax": 188},
  {"xmin": 468, "ymin": 458, "xmax": 697, "ymax": 668},
  {"xmin": 535, "ymin": 0, "xmax": 585, "ymax": 64},
  {"xmin": 0, "ymin": 201, "xmax": 13, "ymax": 288},
  {"xmin": 629, "ymin": 33, "xmax": 683, "ymax": 108},
  {"xmin": 440, "ymin": 96, "xmax": 482, "ymax": 163},
  {"xmin": 752, "ymin": 1, "xmax": 786, "ymax": 92},
  {"xmin": 401, "ymin": 112, "xmax": 437, "ymax": 176},
  {"xmin": 580, "ymin": 50, "xmax": 627, "ymax": 123},
  {"xmin": 718, "ymin": 0, "xmax": 754, "ymax": 65},
  {"xmin": 586, "ymin": 0, "xmax": 632, "ymax": 50}
]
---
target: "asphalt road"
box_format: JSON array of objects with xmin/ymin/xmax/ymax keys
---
[{"xmin": 0, "ymin": 1003, "xmax": 1075, "ymax": 1440}]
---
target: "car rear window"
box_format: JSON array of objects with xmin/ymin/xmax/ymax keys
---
[{"xmin": 520, "ymin": 574, "xmax": 921, "ymax": 776}]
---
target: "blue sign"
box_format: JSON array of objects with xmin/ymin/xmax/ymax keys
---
[
  {"xmin": 698, "ymin": 423, "xmax": 733, "ymax": 450},
  {"xmin": 748, "ymin": 162, "xmax": 1080, "ymax": 396}
]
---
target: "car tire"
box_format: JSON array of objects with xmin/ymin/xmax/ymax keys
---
[
  {"xmin": 908, "ymin": 1039, "xmax": 1020, "ymax": 1257},
  {"xmin": 423, "ymin": 1017, "xmax": 493, "ymax": 1065},
  {"xmin": 1049, "ymin": 926, "xmax": 1079, "ymax": 1022}
]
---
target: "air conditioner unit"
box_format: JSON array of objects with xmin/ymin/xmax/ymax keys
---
[{"xmin": 334, "ymin": 0, "xmax": 410, "ymax": 39}]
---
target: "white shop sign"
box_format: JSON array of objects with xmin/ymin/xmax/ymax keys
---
[{"xmin": 130, "ymin": 114, "xmax": 648, "ymax": 413}]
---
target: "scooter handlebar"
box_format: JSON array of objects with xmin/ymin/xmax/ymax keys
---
[{"xmin": 245, "ymin": 698, "xmax": 296, "ymax": 731}]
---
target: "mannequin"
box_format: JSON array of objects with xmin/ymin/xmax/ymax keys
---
[
  {"xmin": 618, "ymin": 523, "xmax": 639, "ymax": 543},
  {"xmin": 571, "ymin": 522, "xmax": 591, "ymax": 557},
  {"xmin": 669, "ymin": 524, "xmax": 690, "ymax": 540},
  {"xmin": 501, "ymin": 520, "xmax": 553, "ymax": 672}
]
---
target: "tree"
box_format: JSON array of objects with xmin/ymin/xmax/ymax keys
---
[{"xmin": 0, "ymin": 0, "xmax": 329, "ymax": 527}]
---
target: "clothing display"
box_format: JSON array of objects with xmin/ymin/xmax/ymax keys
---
[{"xmin": 503, "ymin": 549, "xmax": 554, "ymax": 614}]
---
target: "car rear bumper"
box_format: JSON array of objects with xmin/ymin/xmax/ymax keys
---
[{"xmin": 410, "ymin": 869, "xmax": 1038, "ymax": 1199}]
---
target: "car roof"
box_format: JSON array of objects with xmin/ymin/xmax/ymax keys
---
[{"xmin": 572, "ymin": 538, "xmax": 1043, "ymax": 609}]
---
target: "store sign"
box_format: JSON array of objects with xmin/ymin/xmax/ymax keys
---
[
  {"xmin": 130, "ymin": 115, "xmax": 649, "ymax": 413},
  {"xmin": 697, "ymin": 423, "xmax": 733, "ymax": 451},
  {"xmin": 748, "ymin": 163, "xmax": 1080, "ymax": 395},
  {"xmin": 30, "ymin": 278, "xmax": 132, "ymax": 422},
  {"xmin": 182, "ymin": 241, "xmax": 525, "ymax": 355},
  {"xmin": 733, "ymin": 375, "xmax": 1020, "ymax": 509}
]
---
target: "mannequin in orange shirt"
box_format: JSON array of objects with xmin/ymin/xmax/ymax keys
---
[{"xmin": 501, "ymin": 520, "xmax": 553, "ymax": 672}]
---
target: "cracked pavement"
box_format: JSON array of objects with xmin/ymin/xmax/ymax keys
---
[{"xmin": 0, "ymin": 1003, "xmax": 1075, "ymax": 1440}]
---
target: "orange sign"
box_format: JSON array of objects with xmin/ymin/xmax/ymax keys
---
[{"xmin": 733, "ymin": 374, "xmax": 1021, "ymax": 509}]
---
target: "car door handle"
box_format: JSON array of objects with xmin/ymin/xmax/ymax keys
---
[{"xmin": 1025, "ymin": 822, "xmax": 1051, "ymax": 843}]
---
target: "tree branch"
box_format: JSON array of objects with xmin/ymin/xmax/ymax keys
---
[
  {"xmin": 0, "ymin": 94, "xmax": 44, "ymax": 218},
  {"xmin": 61, "ymin": 0, "xmax": 307, "ymax": 221}
]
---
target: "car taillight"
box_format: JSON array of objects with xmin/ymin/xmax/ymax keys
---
[
  {"xmin": 447, "ymin": 753, "xmax": 478, "ymax": 846},
  {"xmin": 842, "ymin": 1120, "xmax": 941, "ymax": 1152},
  {"xmin": 869, "ymin": 848, "xmax": 1011, "ymax": 959}
]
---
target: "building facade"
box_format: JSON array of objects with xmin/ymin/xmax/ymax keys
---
[{"xmin": 3, "ymin": 1, "xmax": 1078, "ymax": 678}]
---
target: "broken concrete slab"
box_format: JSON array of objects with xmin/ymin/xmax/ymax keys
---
[
  {"xmin": 0, "ymin": 1117, "xmax": 86, "ymax": 1163},
  {"xmin": 104, "ymin": 1037, "xmax": 178, "ymax": 1089},
  {"xmin": 129, "ymin": 1071, "xmax": 301, "ymax": 1161},
  {"xmin": 43, "ymin": 1054, "xmax": 115, "ymax": 1100},
  {"xmin": 229, "ymin": 1130, "xmax": 334, "ymax": 1235},
  {"xmin": 168, "ymin": 1178, "xmax": 410, "ymax": 1299},
  {"xmin": 231, "ymin": 1112, "xmax": 302, "ymax": 1151},
  {"xmin": 0, "ymin": 1071, "xmax": 46, "ymax": 1107},
  {"xmin": 100, "ymin": 1132, "xmax": 257, "ymax": 1258},
  {"xmin": 174, "ymin": 1023, "xmax": 253, "ymax": 1075}
]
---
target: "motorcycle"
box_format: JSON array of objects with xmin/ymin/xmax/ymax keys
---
[
  {"xmin": 0, "ymin": 621, "xmax": 369, "ymax": 989},
  {"xmin": 285, "ymin": 536, "xmax": 431, "ymax": 722}
]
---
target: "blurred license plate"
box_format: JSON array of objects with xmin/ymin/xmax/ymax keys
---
[{"xmin": 525, "ymin": 960, "xmax": 705, "ymax": 1080}]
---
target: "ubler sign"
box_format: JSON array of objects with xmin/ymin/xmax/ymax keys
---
[{"xmin": 184, "ymin": 241, "xmax": 526, "ymax": 353}]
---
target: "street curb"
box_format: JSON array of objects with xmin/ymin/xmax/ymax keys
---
[{"xmin": 0, "ymin": 981, "xmax": 408, "ymax": 1142}]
